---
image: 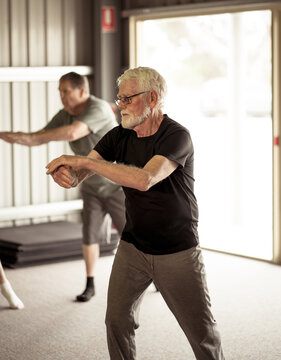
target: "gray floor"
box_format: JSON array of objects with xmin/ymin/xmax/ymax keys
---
[{"xmin": 1, "ymin": 249, "xmax": 281, "ymax": 360}]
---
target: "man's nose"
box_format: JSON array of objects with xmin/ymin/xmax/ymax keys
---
[{"xmin": 118, "ymin": 101, "xmax": 126, "ymax": 110}]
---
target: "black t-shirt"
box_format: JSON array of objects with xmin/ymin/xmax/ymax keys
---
[{"xmin": 94, "ymin": 114, "xmax": 199, "ymax": 255}]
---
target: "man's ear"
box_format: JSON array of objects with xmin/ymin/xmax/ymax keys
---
[{"xmin": 150, "ymin": 90, "xmax": 158, "ymax": 109}]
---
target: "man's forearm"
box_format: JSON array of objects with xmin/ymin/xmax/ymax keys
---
[
  {"xmin": 0, "ymin": 131, "xmax": 48, "ymax": 146},
  {"xmin": 84, "ymin": 157, "xmax": 150, "ymax": 191},
  {"xmin": 47, "ymin": 154, "xmax": 162, "ymax": 192},
  {"xmin": 27, "ymin": 127, "xmax": 75, "ymax": 145},
  {"xmin": 83, "ymin": 155, "xmax": 177, "ymax": 191},
  {"xmin": 0, "ymin": 126, "xmax": 78, "ymax": 146}
]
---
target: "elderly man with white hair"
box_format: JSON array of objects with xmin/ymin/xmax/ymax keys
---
[{"xmin": 46, "ymin": 66, "xmax": 225, "ymax": 360}]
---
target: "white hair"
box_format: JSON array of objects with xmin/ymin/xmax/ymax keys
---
[{"xmin": 117, "ymin": 67, "xmax": 167, "ymax": 111}]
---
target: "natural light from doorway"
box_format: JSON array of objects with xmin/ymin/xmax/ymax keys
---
[{"xmin": 136, "ymin": 10, "xmax": 272, "ymax": 260}]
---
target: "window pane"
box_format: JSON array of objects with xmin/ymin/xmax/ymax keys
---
[{"xmin": 136, "ymin": 10, "xmax": 272, "ymax": 260}]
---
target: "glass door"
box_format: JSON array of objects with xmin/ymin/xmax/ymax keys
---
[{"xmin": 135, "ymin": 10, "xmax": 273, "ymax": 260}]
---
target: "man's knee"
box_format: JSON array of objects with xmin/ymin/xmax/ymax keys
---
[
  {"xmin": 105, "ymin": 305, "xmax": 138, "ymax": 331},
  {"xmin": 105, "ymin": 300, "xmax": 125, "ymax": 325}
]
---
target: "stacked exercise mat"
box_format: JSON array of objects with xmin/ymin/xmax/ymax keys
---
[{"xmin": 0, "ymin": 221, "xmax": 119, "ymax": 268}]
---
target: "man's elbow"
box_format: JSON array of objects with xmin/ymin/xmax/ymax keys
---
[
  {"xmin": 135, "ymin": 174, "xmax": 153, "ymax": 192},
  {"xmin": 68, "ymin": 132, "xmax": 79, "ymax": 142}
]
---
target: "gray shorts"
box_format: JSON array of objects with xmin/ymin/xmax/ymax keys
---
[{"xmin": 81, "ymin": 188, "xmax": 126, "ymax": 245}]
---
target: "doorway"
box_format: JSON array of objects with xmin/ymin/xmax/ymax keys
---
[{"xmin": 135, "ymin": 10, "xmax": 272, "ymax": 260}]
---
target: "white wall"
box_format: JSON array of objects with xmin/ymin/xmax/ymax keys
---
[{"xmin": 0, "ymin": 0, "xmax": 94, "ymax": 226}]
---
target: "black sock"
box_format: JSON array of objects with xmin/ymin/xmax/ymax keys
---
[
  {"xmin": 76, "ymin": 277, "xmax": 95, "ymax": 302},
  {"xmin": 86, "ymin": 276, "xmax": 94, "ymax": 289}
]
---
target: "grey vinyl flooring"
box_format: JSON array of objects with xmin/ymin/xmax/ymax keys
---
[{"xmin": 1, "ymin": 249, "xmax": 281, "ymax": 360}]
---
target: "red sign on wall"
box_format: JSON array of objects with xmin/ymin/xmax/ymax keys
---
[{"xmin": 101, "ymin": 7, "xmax": 116, "ymax": 33}]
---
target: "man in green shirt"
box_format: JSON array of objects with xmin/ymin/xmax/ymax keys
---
[{"xmin": 0, "ymin": 72, "xmax": 126, "ymax": 302}]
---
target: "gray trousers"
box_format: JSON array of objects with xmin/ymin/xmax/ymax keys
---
[{"xmin": 105, "ymin": 240, "xmax": 225, "ymax": 360}]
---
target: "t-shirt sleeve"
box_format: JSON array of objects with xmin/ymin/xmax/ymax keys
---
[
  {"xmin": 44, "ymin": 110, "xmax": 68, "ymax": 130},
  {"xmin": 75, "ymin": 99, "xmax": 117, "ymax": 137},
  {"xmin": 94, "ymin": 127, "xmax": 118, "ymax": 162},
  {"xmin": 157, "ymin": 129, "xmax": 193, "ymax": 168}
]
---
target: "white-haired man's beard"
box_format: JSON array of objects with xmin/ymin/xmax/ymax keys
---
[{"xmin": 121, "ymin": 105, "xmax": 151, "ymax": 129}]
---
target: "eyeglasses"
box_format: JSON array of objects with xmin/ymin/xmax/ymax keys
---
[{"xmin": 115, "ymin": 91, "xmax": 150, "ymax": 106}]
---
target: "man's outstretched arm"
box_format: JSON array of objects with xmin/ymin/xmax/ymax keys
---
[
  {"xmin": 0, "ymin": 120, "xmax": 90, "ymax": 146},
  {"xmin": 46, "ymin": 149, "xmax": 178, "ymax": 191}
]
